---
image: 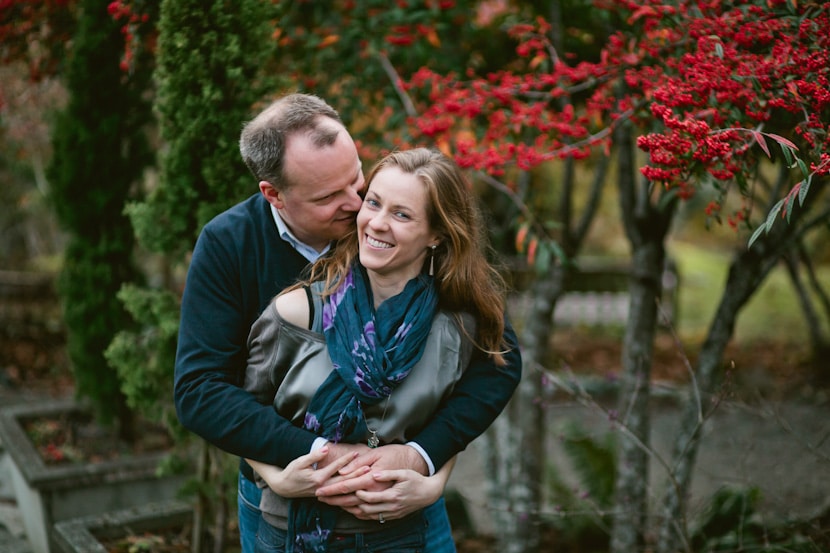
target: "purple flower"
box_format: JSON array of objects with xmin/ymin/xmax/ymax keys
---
[
  {"xmin": 297, "ymin": 527, "xmax": 331, "ymax": 553},
  {"xmin": 323, "ymin": 272, "xmax": 355, "ymax": 331},
  {"xmin": 303, "ymin": 413, "xmax": 321, "ymax": 433}
]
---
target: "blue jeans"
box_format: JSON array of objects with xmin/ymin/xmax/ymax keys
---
[
  {"xmin": 423, "ymin": 497, "xmax": 457, "ymax": 553},
  {"xmin": 238, "ymin": 471, "xmax": 456, "ymax": 552},
  {"xmin": 239, "ymin": 472, "xmax": 264, "ymax": 553}
]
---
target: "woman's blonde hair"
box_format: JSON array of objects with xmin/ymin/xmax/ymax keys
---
[{"xmin": 305, "ymin": 148, "xmax": 508, "ymax": 365}]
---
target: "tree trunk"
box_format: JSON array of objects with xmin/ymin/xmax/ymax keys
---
[
  {"xmin": 609, "ymin": 242, "xmax": 664, "ymax": 553},
  {"xmin": 654, "ymin": 213, "xmax": 807, "ymax": 551},
  {"xmin": 486, "ymin": 272, "xmax": 563, "ymax": 553},
  {"xmin": 610, "ymin": 118, "xmax": 675, "ymax": 553},
  {"xmin": 791, "ymin": 244, "xmax": 830, "ymax": 384}
]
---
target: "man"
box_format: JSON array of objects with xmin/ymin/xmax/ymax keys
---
[{"xmin": 173, "ymin": 93, "xmax": 522, "ymax": 552}]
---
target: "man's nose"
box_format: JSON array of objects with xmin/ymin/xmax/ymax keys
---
[{"xmin": 346, "ymin": 184, "xmax": 364, "ymax": 211}]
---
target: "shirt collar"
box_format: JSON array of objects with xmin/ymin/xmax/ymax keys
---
[{"xmin": 270, "ymin": 204, "xmax": 330, "ymax": 263}]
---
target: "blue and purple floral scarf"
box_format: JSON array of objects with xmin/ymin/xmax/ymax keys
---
[{"xmin": 287, "ymin": 263, "xmax": 437, "ymax": 552}]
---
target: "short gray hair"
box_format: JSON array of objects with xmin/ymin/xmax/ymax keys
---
[{"xmin": 239, "ymin": 93, "xmax": 342, "ymax": 190}]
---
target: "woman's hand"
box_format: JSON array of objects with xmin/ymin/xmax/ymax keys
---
[
  {"xmin": 318, "ymin": 457, "xmax": 457, "ymax": 521},
  {"xmin": 246, "ymin": 446, "xmax": 362, "ymax": 498}
]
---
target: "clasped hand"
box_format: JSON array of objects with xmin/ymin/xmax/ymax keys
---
[{"xmin": 247, "ymin": 443, "xmax": 443, "ymax": 522}]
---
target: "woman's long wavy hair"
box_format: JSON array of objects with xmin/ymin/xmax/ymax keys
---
[{"xmin": 303, "ymin": 148, "xmax": 508, "ymax": 365}]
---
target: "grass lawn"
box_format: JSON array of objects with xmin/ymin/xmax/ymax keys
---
[{"xmin": 669, "ymin": 239, "xmax": 829, "ymax": 346}]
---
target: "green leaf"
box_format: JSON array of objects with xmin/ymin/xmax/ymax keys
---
[
  {"xmin": 549, "ymin": 240, "xmax": 569, "ymax": 266},
  {"xmin": 785, "ymin": 191, "xmax": 797, "ymax": 223},
  {"xmin": 799, "ymin": 176, "xmax": 811, "ymax": 206},
  {"xmin": 765, "ymin": 199, "xmax": 784, "ymax": 232},
  {"xmin": 780, "ymin": 144, "xmax": 793, "ymax": 166},
  {"xmin": 534, "ymin": 241, "xmax": 552, "ymax": 275},
  {"xmin": 715, "ymin": 41, "xmax": 724, "ymax": 59},
  {"xmin": 748, "ymin": 224, "xmax": 765, "ymax": 250},
  {"xmin": 796, "ymin": 158, "xmax": 809, "ymax": 178}
]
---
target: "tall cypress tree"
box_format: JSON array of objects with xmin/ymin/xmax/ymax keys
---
[
  {"xmin": 128, "ymin": 0, "xmax": 272, "ymax": 257},
  {"xmin": 103, "ymin": 2, "xmax": 273, "ymax": 548},
  {"xmin": 108, "ymin": 0, "xmax": 272, "ymax": 434},
  {"xmin": 48, "ymin": 0, "xmax": 153, "ymax": 438}
]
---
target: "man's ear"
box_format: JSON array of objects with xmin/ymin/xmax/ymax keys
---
[{"xmin": 259, "ymin": 181, "xmax": 285, "ymax": 209}]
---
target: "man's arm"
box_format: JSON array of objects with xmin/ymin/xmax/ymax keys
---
[
  {"xmin": 409, "ymin": 318, "xmax": 522, "ymax": 471},
  {"xmin": 173, "ymin": 226, "xmax": 315, "ymax": 466}
]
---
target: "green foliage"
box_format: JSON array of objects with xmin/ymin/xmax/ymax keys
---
[
  {"xmin": 112, "ymin": 0, "xmax": 273, "ymax": 417},
  {"xmin": 691, "ymin": 486, "xmax": 829, "ymax": 552},
  {"xmin": 747, "ymin": 135, "xmax": 818, "ymax": 250},
  {"xmin": 107, "ymin": 1, "xmax": 279, "ymax": 544},
  {"xmin": 692, "ymin": 486, "xmax": 763, "ymax": 551},
  {"xmin": 105, "ymin": 284, "xmax": 181, "ymax": 433},
  {"xmin": 46, "ymin": 0, "xmax": 153, "ymax": 430},
  {"xmin": 59, "ymin": 238, "xmax": 137, "ymax": 426},
  {"xmin": 131, "ymin": 0, "xmax": 272, "ymax": 257},
  {"xmin": 113, "ymin": 0, "xmax": 274, "ymax": 431},
  {"xmin": 546, "ymin": 422, "xmax": 616, "ymax": 550}
]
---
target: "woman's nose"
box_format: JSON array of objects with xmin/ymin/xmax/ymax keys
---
[{"xmin": 368, "ymin": 211, "xmax": 388, "ymax": 229}]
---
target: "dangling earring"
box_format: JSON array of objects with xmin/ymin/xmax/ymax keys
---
[{"xmin": 429, "ymin": 245, "xmax": 437, "ymax": 276}]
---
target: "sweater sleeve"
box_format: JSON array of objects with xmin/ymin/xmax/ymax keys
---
[
  {"xmin": 408, "ymin": 317, "xmax": 522, "ymax": 470},
  {"xmin": 173, "ymin": 226, "xmax": 316, "ymax": 466}
]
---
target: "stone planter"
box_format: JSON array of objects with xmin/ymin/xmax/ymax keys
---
[
  {"xmin": 0, "ymin": 398, "xmax": 186, "ymax": 553},
  {"xmin": 52, "ymin": 500, "xmax": 193, "ymax": 553}
]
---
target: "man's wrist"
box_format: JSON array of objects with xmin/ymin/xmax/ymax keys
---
[
  {"xmin": 310, "ymin": 437, "xmax": 329, "ymax": 453},
  {"xmin": 405, "ymin": 441, "xmax": 435, "ymax": 476}
]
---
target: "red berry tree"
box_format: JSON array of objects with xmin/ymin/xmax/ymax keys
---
[{"xmin": 398, "ymin": 1, "xmax": 829, "ymax": 551}]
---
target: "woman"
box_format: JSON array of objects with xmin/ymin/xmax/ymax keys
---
[{"xmin": 244, "ymin": 148, "xmax": 509, "ymax": 552}]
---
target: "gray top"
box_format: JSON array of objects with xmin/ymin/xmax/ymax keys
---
[{"xmin": 244, "ymin": 283, "xmax": 475, "ymax": 532}]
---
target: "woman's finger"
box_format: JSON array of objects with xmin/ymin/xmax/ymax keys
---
[{"xmin": 315, "ymin": 449, "xmax": 360, "ymax": 479}]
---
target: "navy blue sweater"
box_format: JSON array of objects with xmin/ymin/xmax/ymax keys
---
[{"xmin": 174, "ymin": 193, "xmax": 522, "ymax": 478}]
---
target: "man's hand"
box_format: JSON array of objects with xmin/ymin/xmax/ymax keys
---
[
  {"xmin": 314, "ymin": 469, "xmax": 392, "ymax": 508},
  {"xmin": 317, "ymin": 442, "xmax": 370, "ymax": 470},
  {"xmin": 336, "ymin": 443, "xmax": 429, "ymax": 478}
]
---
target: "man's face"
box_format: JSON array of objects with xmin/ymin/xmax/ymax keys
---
[{"xmin": 266, "ymin": 123, "xmax": 365, "ymax": 251}]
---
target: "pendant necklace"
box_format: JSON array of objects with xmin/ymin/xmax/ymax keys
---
[{"xmin": 366, "ymin": 392, "xmax": 392, "ymax": 448}]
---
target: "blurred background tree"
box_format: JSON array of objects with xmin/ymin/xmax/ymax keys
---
[
  {"xmin": 399, "ymin": 2, "xmax": 829, "ymax": 551},
  {"xmin": 45, "ymin": 0, "xmax": 155, "ymax": 438},
  {"xmin": 104, "ymin": 0, "xmax": 274, "ymax": 549}
]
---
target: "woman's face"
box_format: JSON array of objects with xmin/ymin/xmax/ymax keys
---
[{"xmin": 357, "ymin": 166, "xmax": 439, "ymax": 284}]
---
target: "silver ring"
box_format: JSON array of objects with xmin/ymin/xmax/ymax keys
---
[{"xmin": 379, "ymin": 512, "xmax": 385, "ymax": 524}]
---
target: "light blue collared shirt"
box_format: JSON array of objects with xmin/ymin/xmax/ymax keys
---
[{"xmin": 270, "ymin": 205, "xmax": 331, "ymax": 263}]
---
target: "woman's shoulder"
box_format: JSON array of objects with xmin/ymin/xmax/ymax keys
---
[
  {"xmin": 435, "ymin": 310, "xmax": 477, "ymax": 337},
  {"xmin": 273, "ymin": 287, "xmax": 311, "ymax": 329}
]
